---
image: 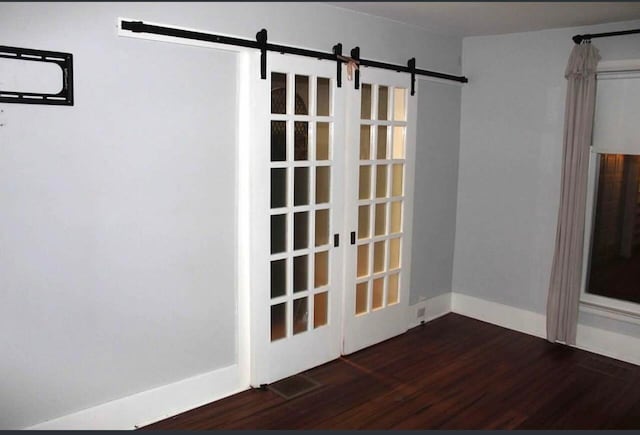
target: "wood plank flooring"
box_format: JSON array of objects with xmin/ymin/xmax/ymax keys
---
[{"xmin": 141, "ymin": 313, "xmax": 640, "ymax": 429}]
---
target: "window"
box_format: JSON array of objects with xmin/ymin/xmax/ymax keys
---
[
  {"xmin": 582, "ymin": 67, "xmax": 640, "ymax": 318},
  {"xmin": 586, "ymin": 153, "xmax": 640, "ymax": 305}
]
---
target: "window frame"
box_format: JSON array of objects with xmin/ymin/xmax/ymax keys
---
[
  {"xmin": 580, "ymin": 151, "xmax": 640, "ymax": 324},
  {"xmin": 579, "ymin": 59, "xmax": 640, "ymax": 324}
]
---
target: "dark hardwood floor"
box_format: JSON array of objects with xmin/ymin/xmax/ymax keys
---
[{"xmin": 142, "ymin": 313, "xmax": 640, "ymax": 429}]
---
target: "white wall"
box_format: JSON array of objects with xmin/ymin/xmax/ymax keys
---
[
  {"xmin": 0, "ymin": 2, "xmax": 462, "ymax": 429},
  {"xmin": 410, "ymin": 79, "xmax": 461, "ymax": 303},
  {"xmin": 455, "ymin": 19, "xmax": 640, "ymax": 342}
]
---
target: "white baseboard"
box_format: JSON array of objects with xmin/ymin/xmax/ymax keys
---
[
  {"xmin": 451, "ymin": 292, "xmax": 640, "ymax": 367},
  {"xmin": 408, "ymin": 293, "xmax": 452, "ymax": 329},
  {"xmin": 576, "ymin": 322, "xmax": 640, "ymax": 366},
  {"xmin": 451, "ymin": 293, "xmax": 546, "ymax": 338},
  {"xmin": 25, "ymin": 293, "xmax": 640, "ymax": 430},
  {"xmin": 27, "ymin": 364, "xmax": 247, "ymax": 430}
]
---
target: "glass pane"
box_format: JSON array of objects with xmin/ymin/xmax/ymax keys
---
[
  {"xmin": 360, "ymin": 125, "xmax": 371, "ymax": 160},
  {"xmin": 295, "ymin": 75, "xmax": 309, "ymax": 115},
  {"xmin": 293, "ymin": 212, "xmax": 309, "ymax": 250},
  {"xmin": 392, "ymin": 164, "xmax": 404, "ymax": 196},
  {"xmin": 317, "ymin": 77, "xmax": 330, "ymax": 116},
  {"xmin": 270, "ymin": 259, "xmax": 286, "ymax": 298},
  {"xmin": 271, "ymin": 72, "xmax": 286, "ymax": 114},
  {"xmin": 271, "ymin": 302, "xmax": 286, "ymax": 341},
  {"xmin": 375, "ymin": 203, "xmax": 387, "ymax": 236},
  {"xmin": 315, "ymin": 209, "xmax": 329, "ymax": 246},
  {"xmin": 356, "ymin": 282, "xmax": 368, "ymax": 315},
  {"xmin": 390, "ymin": 201, "xmax": 402, "ymax": 234},
  {"xmin": 587, "ymin": 154, "xmax": 640, "ymax": 304},
  {"xmin": 392, "ymin": 126, "xmax": 405, "ymax": 159},
  {"xmin": 361, "ymin": 83, "xmax": 372, "ymax": 120},
  {"xmin": 358, "ymin": 205, "xmax": 371, "ymax": 240},
  {"xmin": 294, "ymin": 167, "xmax": 309, "ymax": 206},
  {"xmin": 388, "ymin": 273, "xmax": 399, "ymax": 305},
  {"xmin": 293, "ymin": 297, "xmax": 308, "ymax": 334},
  {"xmin": 294, "ymin": 121, "xmax": 309, "ymax": 161},
  {"xmin": 316, "ymin": 122, "xmax": 330, "ymax": 160},
  {"xmin": 271, "ymin": 214, "xmax": 286, "ymax": 254},
  {"xmin": 314, "ymin": 292, "xmax": 328, "ymax": 328},
  {"xmin": 314, "ymin": 250, "xmax": 329, "ymax": 288},
  {"xmin": 376, "ymin": 126, "xmax": 388, "ymax": 159},
  {"xmin": 394, "ymin": 88, "xmax": 407, "ymax": 121},
  {"xmin": 376, "ymin": 165, "xmax": 388, "ymax": 198},
  {"xmin": 271, "ymin": 121, "xmax": 286, "ymax": 161},
  {"xmin": 373, "ymin": 240, "xmax": 385, "ymax": 273},
  {"xmin": 358, "ymin": 165, "xmax": 372, "ymax": 200},
  {"xmin": 271, "ymin": 168, "xmax": 287, "ymax": 209},
  {"xmin": 372, "ymin": 278, "xmax": 384, "ymax": 310},
  {"xmin": 293, "ymin": 255, "xmax": 308, "ymax": 292},
  {"xmin": 378, "ymin": 85, "xmax": 389, "ymax": 120},
  {"xmin": 316, "ymin": 166, "xmax": 330, "ymax": 204},
  {"xmin": 389, "ymin": 237, "xmax": 401, "ymax": 270},
  {"xmin": 357, "ymin": 244, "xmax": 369, "ymax": 278}
]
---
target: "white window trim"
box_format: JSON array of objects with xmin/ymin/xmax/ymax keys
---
[{"xmin": 580, "ymin": 59, "xmax": 640, "ymax": 325}]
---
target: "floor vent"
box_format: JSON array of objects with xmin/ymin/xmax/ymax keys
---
[{"xmin": 267, "ymin": 374, "xmax": 322, "ymax": 400}]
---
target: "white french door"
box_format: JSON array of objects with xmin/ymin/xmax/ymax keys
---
[
  {"xmin": 250, "ymin": 54, "xmax": 346, "ymax": 386},
  {"xmin": 342, "ymin": 69, "xmax": 417, "ymax": 354},
  {"xmin": 250, "ymin": 55, "xmax": 417, "ymax": 384}
]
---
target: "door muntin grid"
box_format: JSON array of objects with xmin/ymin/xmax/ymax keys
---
[
  {"xmin": 355, "ymin": 82, "xmax": 407, "ymax": 315},
  {"xmin": 269, "ymin": 72, "xmax": 334, "ymax": 341}
]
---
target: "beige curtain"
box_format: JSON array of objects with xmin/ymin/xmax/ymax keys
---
[{"xmin": 547, "ymin": 42, "xmax": 601, "ymax": 345}]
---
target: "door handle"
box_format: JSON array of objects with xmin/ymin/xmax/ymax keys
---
[
  {"xmin": 350, "ymin": 231, "xmax": 356, "ymax": 245},
  {"xmin": 334, "ymin": 234, "xmax": 340, "ymax": 247}
]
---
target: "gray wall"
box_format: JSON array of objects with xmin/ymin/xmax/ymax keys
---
[
  {"xmin": 0, "ymin": 2, "xmax": 462, "ymax": 429},
  {"xmin": 0, "ymin": 5, "xmax": 238, "ymax": 431},
  {"xmin": 409, "ymin": 79, "xmax": 461, "ymax": 304},
  {"xmin": 454, "ymin": 19, "xmax": 640, "ymax": 336}
]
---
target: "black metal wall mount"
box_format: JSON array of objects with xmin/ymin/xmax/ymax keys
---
[
  {"xmin": 333, "ymin": 43, "xmax": 343, "ymax": 88},
  {"xmin": 0, "ymin": 45, "xmax": 74, "ymax": 106},
  {"xmin": 408, "ymin": 57, "xmax": 416, "ymax": 96},
  {"xmin": 350, "ymin": 46, "xmax": 361, "ymax": 90},
  {"xmin": 256, "ymin": 28, "xmax": 268, "ymax": 80},
  {"xmin": 120, "ymin": 20, "xmax": 468, "ymax": 92}
]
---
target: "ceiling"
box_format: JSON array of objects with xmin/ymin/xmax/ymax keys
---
[{"xmin": 326, "ymin": 2, "xmax": 640, "ymax": 37}]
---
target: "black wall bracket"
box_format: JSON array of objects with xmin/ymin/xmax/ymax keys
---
[
  {"xmin": 333, "ymin": 43, "xmax": 343, "ymax": 88},
  {"xmin": 0, "ymin": 45, "xmax": 74, "ymax": 106},
  {"xmin": 350, "ymin": 46, "xmax": 360, "ymax": 90},
  {"xmin": 408, "ymin": 57, "xmax": 416, "ymax": 96},
  {"xmin": 256, "ymin": 29, "xmax": 268, "ymax": 80}
]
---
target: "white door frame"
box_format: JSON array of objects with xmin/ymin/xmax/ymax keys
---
[{"xmin": 118, "ymin": 16, "xmax": 256, "ymax": 390}]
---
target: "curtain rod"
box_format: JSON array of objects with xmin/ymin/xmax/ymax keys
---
[
  {"xmin": 120, "ymin": 20, "xmax": 469, "ymax": 91},
  {"xmin": 572, "ymin": 27, "xmax": 640, "ymax": 44}
]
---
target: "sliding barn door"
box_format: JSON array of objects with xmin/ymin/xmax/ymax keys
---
[
  {"xmin": 251, "ymin": 54, "xmax": 418, "ymax": 383},
  {"xmin": 342, "ymin": 68, "xmax": 418, "ymax": 354},
  {"xmin": 251, "ymin": 54, "xmax": 346, "ymax": 385}
]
